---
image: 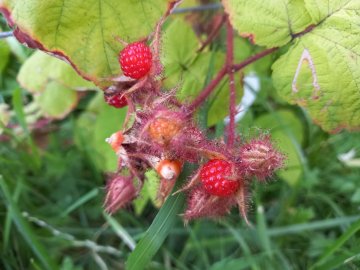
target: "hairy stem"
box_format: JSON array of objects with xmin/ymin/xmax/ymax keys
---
[
  {"xmin": 172, "ymin": 3, "xmax": 222, "ymax": 14},
  {"xmin": 186, "ymin": 47, "xmax": 278, "ymax": 115},
  {"xmin": 185, "ymin": 66, "xmax": 227, "ymax": 115},
  {"xmin": 226, "ymin": 19, "xmax": 236, "ymax": 147},
  {"xmin": 233, "ymin": 47, "xmax": 278, "ymax": 72}
]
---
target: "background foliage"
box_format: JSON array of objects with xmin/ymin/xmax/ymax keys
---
[{"xmin": 1, "ymin": 0, "xmax": 360, "ymax": 269}]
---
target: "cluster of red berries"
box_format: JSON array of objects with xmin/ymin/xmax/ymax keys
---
[
  {"xmin": 102, "ymin": 39, "xmax": 284, "ymax": 223},
  {"xmin": 104, "ymin": 42, "xmax": 152, "ymax": 109}
]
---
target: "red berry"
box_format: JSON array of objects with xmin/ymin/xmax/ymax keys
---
[
  {"xmin": 104, "ymin": 94, "xmax": 127, "ymax": 108},
  {"xmin": 119, "ymin": 42, "xmax": 152, "ymax": 79},
  {"xmin": 200, "ymin": 159, "xmax": 239, "ymax": 197}
]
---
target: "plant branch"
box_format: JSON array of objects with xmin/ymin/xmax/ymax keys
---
[
  {"xmin": 233, "ymin": 47, "xmax": 278, "ymax": 72},
  {"xmin": 185, "ymin": 66, "xmax": 227, "ymax": 115},
  {"xmin": 22, "ymin": 212, "xmax": 122, "ymax": 256},
  {"xmin": 172, "ymin": 3, "xmax": 222, "ymax": 14},
  {"xmin": 0, "ymin": 31, "xmax": 13, "ymax": 39},
  {"xmin": 186, "ymin": 47, "xmax": 278, "ymax": 115},
  {"xmin": 198, "ymin": 14, "xmax": 226, "ymax": 52},
  {"xmin": 226, "ymin": 19, "xmax": 236, "ymax": 147}
]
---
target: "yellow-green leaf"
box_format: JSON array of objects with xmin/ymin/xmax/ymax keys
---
[
  {"xmin": 272, "ymin": 1, "xmax": 360, "ymax": 132},
  {"xmin": 18, "ymin": 51, "xmax": 95, "ymax": 93},
  {"xmin": 223, "ymin": 0, "xmax": 313, "ymax": 47},
  {"xmin": 34, "ymin": 81, "xmax": 78, "ymax": 119},
  {"xmin": 1, "ymin": 0, "xmax": 168, "ymax": 83}
]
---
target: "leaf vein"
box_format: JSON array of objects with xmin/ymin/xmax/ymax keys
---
[
  {"xmin": 54, "ymin": 0, "xmax": 66, "ymax": 45},
  {"xmin": 98, "ymin": 0, "xmax": 112, "ymax": 74}
]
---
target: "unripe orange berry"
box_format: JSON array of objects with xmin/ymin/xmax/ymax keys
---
[
  {"xmin": 148, "ymin": 117, "xmax": 181, "ymax": 145},
  {"xmin": 105, "ymin": 131, "xmax": 124, "ymax": 153},
  {"xmin": 155, "ymin": 159, "xmax": 182, "ymax": 180}
]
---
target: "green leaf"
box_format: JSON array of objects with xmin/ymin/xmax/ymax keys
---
[
  {"xmin": 18, "ymin": 51, "xmax": 95, "ymax": 93},
  {"xmin": 145, "ymin": 170, "xmax": 161, "ymax": 208},
  {"xmin": 304, "ymin": 0, "xmax": 358, "ymax": 24},
  {"xmin": 223, "ymin": 0, "xmax": 313, "ymax": 47},
  {"xmin": 2, "ymin": 0, "xmax": 168, "ymax": 82},
  {"xmin": 272, "ymin": 3, "xmax": 360, "ymax": 132},
  {"xmin": 162, "ymin": 18, "xmax": 199, "ymax": 77},
  {"xmin": 254, "ymin": 110, "xmax": 304, "ymax": 185},
  {"xmin": 133, "ymin": 169, "xmax": 162, "ymax": 212},
  {"xmin": 133, "ymin": 183, "xmax": 150, "ymax": 216},
  {"xmin": 162, "ymin": 18, "xmax": 204, "ymax": 98},
  {"xmin": 17, "ymin": 51, "xmax": 96, "ymax": 119},
  {"xmin": 224, "ymin": 0, "xmax": 360, "ymax": 132},
  {"xmin": 34, "ymin": 81, "xmax": 78, "ymax": 119}
]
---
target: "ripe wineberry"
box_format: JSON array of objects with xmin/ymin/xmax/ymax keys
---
[
  {"xmin": 119, "ymin": 42, "xmax": 152, "ymax": 79},
  {"xmin": 104, "ymin": 94, "xmax": 127, "ymax": 108},
  {"xmin": 200, "ymin": 159, "xmax": 239, "ymax": 197}
]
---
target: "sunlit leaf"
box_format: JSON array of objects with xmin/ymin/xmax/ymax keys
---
[{"xmin": 1, "ymin": 0, "xmax": 168, "ymax": 83}]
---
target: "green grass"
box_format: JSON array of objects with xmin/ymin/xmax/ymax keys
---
[{"xmin": 1, "ymin": 105, "xmax": 360, "ymax": 269}]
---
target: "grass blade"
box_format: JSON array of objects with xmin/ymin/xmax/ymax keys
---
[
  {"xmin": 0, "ymin": 176, "xmax": 58, "ymax": 270},
  {"xmin": 125, "ymin": 166, "xmax": 190, "ymax": 270},
  {"xmin": 311, "ymin": 218, "xmax": 360, "ymax": 269},
  {"xmin": 126, "ymin": 192, "xmax": 185, "ymax": 269},
  {"xmin": 256, "ymin": 205, "xmax": 273, "ymax": 258},
  {"xmin": 12, "ymin": 88, "xmax": 41, "ymax": 169},
  {"xmin": 3, "ymin": 179, "xmax": 23, "ymax": 250},
  {"xmin": 60, "ymin": 188, "xmax": 99, "ymax": 217},
  {"xmin": 221, "ymin": 220, "xmax": 260, "ymax": 270},
  {"xmin": 313, "ymin": 246, "xmax": 360, "ymax": 270},
  {"xmin": 104, "ymin": 212, "xmax": 136, "ymax": 251}
]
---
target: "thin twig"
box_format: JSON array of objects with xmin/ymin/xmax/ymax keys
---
[
  {"xmin": 92, "ymin": 252, "xmax": 109, "ymax": 270},
  {"xmin": 172, "ymin": 3, "xmax": 222, "ymax": 14},
  {"xmin": 226, "ymin": 19, "xmax": 236, "ymax": 147},
  {"xmin": 186, "ymin": 47, "xmax": 278, "ymax": 114},
  {"xmin": 0, "ymin": 31, "xmax": 13, "ymax": 39},
  {"xmin": 198, "ymin": 14, "xmax": 226, "ymax": 52},
  {"xmin": 233, "ymin": 47, "xmax": 278, "ymax": 72},
  {"xmin": 185, "ymin": 66, "xmax": 227, "ymax": 115},
  {"xmin": 22, "ymin": 212, "xmax": 122, "ymax": 257}
]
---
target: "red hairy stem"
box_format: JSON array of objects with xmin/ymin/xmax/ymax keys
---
[
  {"xmin": 150, "ymin": 1, "xmax": 183, "ymax": 76},
  {"xmin": 185, "ymin": 66, "xmax": 227, "ymax": 115},
  {"xmin": 197, "ymin": 14, "xmax": 226, "ymax": 52},
  {"xmin": 232, "ymin": 47, "xmax": 278, "ymax": 72},
  {"xmin": 186, "ymin": 47, "xmax": 278, "ymax": 115},
  {"xmin": 226, "ymin": 19, "xmax": 236, "ymax": 148}
]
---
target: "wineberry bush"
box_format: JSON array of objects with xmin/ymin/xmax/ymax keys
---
[{"xmin": 1, "ymin": 1, "xmax": 360, "ymax": 269}]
